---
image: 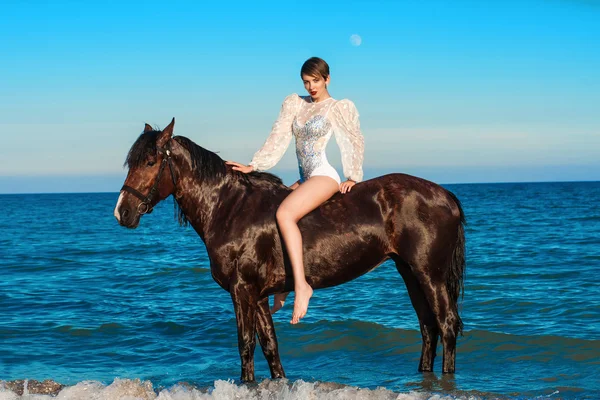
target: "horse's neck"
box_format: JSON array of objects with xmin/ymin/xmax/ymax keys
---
[
  {"xmin": 175, "ymin": 184, "xmax": 212, "ymax": 241},
  {"xmin": 175, "ymin": 175, "xmax": 240, "ymax": 243}
]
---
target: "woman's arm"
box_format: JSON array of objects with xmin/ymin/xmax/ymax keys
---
[
  {"xmin": 247, "ymin": 94, "xmax": 299, "ymax": 171},
  {"xmin": 332, "ymin": 99, "xmax": 365, "ymax": 184},
  {"xmin": 227, "ymin": 94, "xmax": 299, "ymax": 173}
]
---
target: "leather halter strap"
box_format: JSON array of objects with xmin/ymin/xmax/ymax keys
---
[{"xmin": 121, "ymin": 143, "xmax": 177, "ymax": 215}]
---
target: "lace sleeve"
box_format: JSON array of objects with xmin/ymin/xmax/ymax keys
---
[
  {"xmin": 249, "ymin": 94, "xmax": 299, "ymax": 171},
  {"xmin": 332, "ymin": 99, "xmax": 365, "ymax": 182}
]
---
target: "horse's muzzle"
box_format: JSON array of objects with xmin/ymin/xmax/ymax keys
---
[
  {"xmin": 115, "ymin": 204, "xmax": 141, "ymax": 229},
  {"xmin": 114, "ymin": 192, "xmax": 146, "ymax": 228},
  {"xmin": 118, "ymin": 210, "xmax": 135, "ymax": 228}
]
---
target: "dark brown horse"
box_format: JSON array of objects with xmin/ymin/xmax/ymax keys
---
[{"xmin": 114, "ymin": 119, "xmax": 466, "ymax": 382}]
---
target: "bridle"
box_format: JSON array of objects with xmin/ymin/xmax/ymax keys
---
[{"xmin": 121, "ymin": 142, "xmax": 178, "ymax": 215}]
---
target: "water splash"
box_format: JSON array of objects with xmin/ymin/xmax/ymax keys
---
[{"xmin": 0, "ymin": 378, "xmax": 484, "ymax": 400}]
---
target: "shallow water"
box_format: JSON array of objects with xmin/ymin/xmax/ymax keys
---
[{"xmin": 1, "ymin": 181, "xmax": 599, "ymax": 399}]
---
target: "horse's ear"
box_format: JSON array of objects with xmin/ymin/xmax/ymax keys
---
[
  {"xmin": 144, "ymin": 123, "xmax": 153, "ymax": 132},
  {"xmin": 157, "ymin": 118, "xmax": 175, "ymax": 148}
]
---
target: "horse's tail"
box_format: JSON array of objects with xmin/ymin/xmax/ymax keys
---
[{"xmin": 446, "ymin": 190, "xmax": 466, "ymax": 335}]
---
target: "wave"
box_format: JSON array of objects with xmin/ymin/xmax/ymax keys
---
[
  {"xmin": 0, "ymin": 378, "xmax": 515, "ymax": 400},
  {"xmin": 53, "ymin": 323, "xmax": 128, "ymax": 337}
]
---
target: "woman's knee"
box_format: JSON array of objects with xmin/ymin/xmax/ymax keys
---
[{"xmin": 276, "ymin": 206, "xmax": 297, "ymax": 224}]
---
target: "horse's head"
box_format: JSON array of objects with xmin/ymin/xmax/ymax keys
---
[{"xmin": 114, "ymin": 118, "xmax": 178, "ymax": 228}]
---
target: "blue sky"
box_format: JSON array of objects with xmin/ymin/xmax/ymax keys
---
[{"xmin": 1, "ymin": 0, "xmax": 599, "ymax": 193}]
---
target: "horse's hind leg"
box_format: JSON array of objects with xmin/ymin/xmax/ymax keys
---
[
  {"xmin": 256, "ymin": 298, "xmax": 285, "ymax": 379},
  {"xmin": 392, "ymin": 255, "xmax": 439, "ymax": 372},
  {"xmin": 415, "ymin": 273, "xmax": 460, "ymax": 373}
]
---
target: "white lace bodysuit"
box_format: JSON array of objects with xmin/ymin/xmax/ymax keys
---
[{"xmin": 249, "ymin": 93, "xmax": 364, "ymax": 185}]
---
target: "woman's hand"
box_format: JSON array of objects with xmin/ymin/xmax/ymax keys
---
[
  {"xmin": 225, "ymin": 161, "xmax": 254, "ymax": 174},
  {"xmin": 339, "ymin": 179, "xmax": 356, "ymax": 194}
]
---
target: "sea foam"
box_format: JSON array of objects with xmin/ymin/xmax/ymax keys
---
[{"xmin": 0, "ymin": 378, "xmax": 476, "ymax": 400}]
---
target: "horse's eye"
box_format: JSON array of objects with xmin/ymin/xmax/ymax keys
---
[{"xmin": 147, "ymin": 161, "xmax": 156, "ymax": 167}]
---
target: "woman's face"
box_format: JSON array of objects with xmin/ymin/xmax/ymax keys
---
[{"xmin": 302, "ymin": 73, "xmax": 330, "ymax": 99}]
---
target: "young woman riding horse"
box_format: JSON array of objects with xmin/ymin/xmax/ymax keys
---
[
  {"xmin": 115, "ymin": 61, "xmax": 465, "ymax": 380},
  {"xmin": 226, "ymin": 57, "xmax": 364, "ymax": 324}
]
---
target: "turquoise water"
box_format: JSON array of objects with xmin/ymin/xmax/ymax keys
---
[{"xmin": 1, "ymin": 181, "xmax": 599, "ymax": 399}]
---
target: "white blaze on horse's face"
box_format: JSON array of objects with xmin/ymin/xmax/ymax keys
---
[{"xmin": 114, "ymin": 191, "xmax": 125, "ymax": 222}]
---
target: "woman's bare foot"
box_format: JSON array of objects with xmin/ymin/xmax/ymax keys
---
[
  {"xmin": 271, "ymin": 292, "xmax": 289, "ymax": 314},
  {"xmin": 291, "ymin": 283, "xmax": 313, "ymax": 324}
]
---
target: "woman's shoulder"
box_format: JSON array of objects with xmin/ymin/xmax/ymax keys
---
[
  {"xmin": 278, "ymin": 93, "xmax": 304, "ymax": 111},
  {"xmin": 282, "ymin": 93, "xmax": 306, "ymax": 104},
  {"xmin": 333, "ymin": 98, "xmax": 359, "ymax": 114}
]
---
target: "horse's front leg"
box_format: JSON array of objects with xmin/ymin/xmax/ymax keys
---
[
  {"xmin": 256, "ymin": 297, "xmax": 285, "ymax": 379},
  {"xmin": 231, "ymin": 281, "xmax": 258, "ymax": 382}
]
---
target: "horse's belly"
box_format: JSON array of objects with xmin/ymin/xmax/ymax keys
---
[{"xmin": 305, "ymin": 235, "xmax": 389, "ymax": 289}]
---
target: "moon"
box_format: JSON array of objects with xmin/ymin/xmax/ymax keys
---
[{"xmin": 350, "ymin": 34, "xmax": 362, "ymax": 47}]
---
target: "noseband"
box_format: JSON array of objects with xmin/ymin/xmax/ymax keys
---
[{"xmin": 121, "ymin": 143, "xmax": 178, "ymax": 215}]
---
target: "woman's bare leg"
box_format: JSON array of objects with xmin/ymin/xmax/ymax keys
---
[
  {"xmin": 271, "ymin": 180, "xmax": 301, "ymax": 314},
  {"xmin": 276, "ymin": 176, "xmax": 339, "ymax": 324}
]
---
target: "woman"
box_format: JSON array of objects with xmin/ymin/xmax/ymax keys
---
[{"xmin": 226, "ymin": 57, "xmax": 364, "ymax": 324}]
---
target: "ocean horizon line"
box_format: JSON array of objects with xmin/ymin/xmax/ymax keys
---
[{"xmin": 0, "ymin": 178, "xmax": 598, "ymax": 196}]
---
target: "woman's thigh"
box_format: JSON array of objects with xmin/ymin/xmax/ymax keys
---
[{"xmin": 278, "ymin": 176, "xmax": 339, "ymax": 222}]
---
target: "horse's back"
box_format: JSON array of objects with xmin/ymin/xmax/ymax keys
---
[
  {"xmin": 247, "ymin": 172, "xmax": 462, "ymax": 293},
  {"xmin": 296, "ymin": 173, "xmax": 462, "ymax": 287},
  {"xmin": 366, "ymin": 173, "xmax": 462, "ymax": 221}
]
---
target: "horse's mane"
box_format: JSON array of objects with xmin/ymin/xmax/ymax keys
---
[
  {"xmin": 172, "ymin": 135, "xmax": 285, "ymax": 188},
  {"xmin": 173, "ymin": 135, "xmax": 227, "ymax": 183},
  {"xmin": 124, "ymin": 130, "xmax": 288, "ymax": 226},
  {"xmin": 124, "ymin": 130, "xmax": 160, "ymax": 169}
]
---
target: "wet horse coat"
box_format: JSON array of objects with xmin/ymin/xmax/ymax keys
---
[{"xmin": 114, "ymin": 119, "xmax": 466, "ymax": 382}]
